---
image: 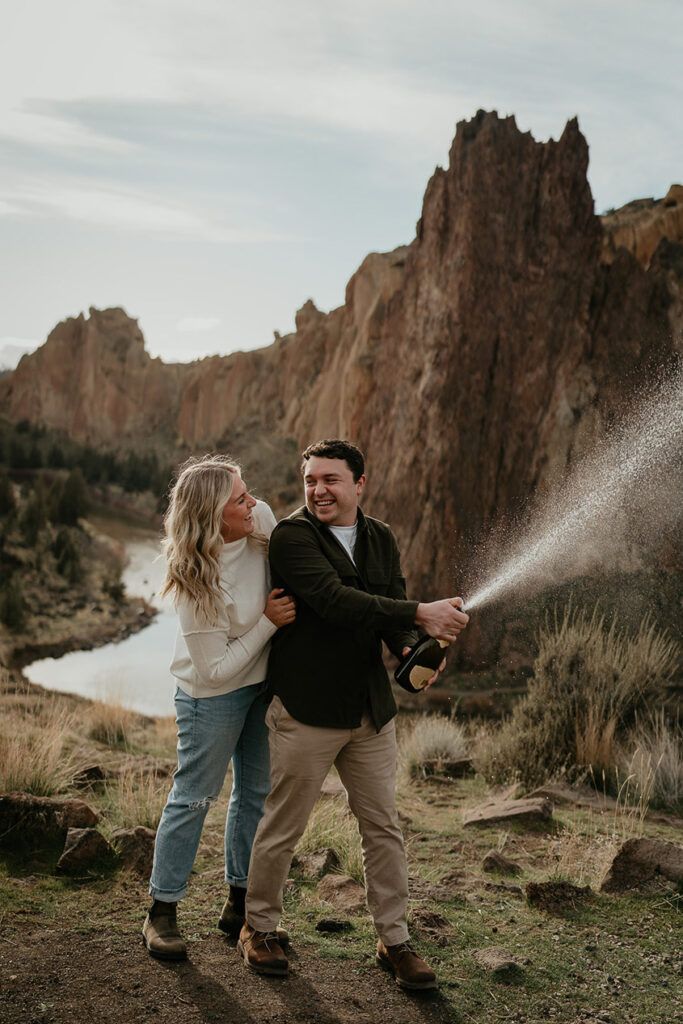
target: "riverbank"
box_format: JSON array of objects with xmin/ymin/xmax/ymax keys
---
[{"xmin": 0, "ymin": 514, "xmax": 158, "ymax": 673}]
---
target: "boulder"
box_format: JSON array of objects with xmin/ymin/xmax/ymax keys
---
[
  {"xmin": 482, "ymin": 849, "xmax": 522, "ymax": 875},
  {"xmin": 55, "ymin": 828, "xmax": 113, "ymax": 875},
  {"xmin": 473, "ymin": 947, "xmax": 523, "ymax": 972},
  {"xmin": 110, "ymin": 826, "xmax": 156, "ymax": 876},
  {"xmin": 317, "ymin": 874, "xmax": 367, "ymax": 915},
  {"xmin": 463, "ymin": 798, "xmax": 553, "ymax": 828},
  {"xmin": 0, "ymin": 793, "xmax": 99, "ymax": 850},
  {"xmin": 600, "ymin": 838, "xmax": 683, "ymax": 893},
  {"xmin": 291, "ymin": 847, "xmax": 340, "ymax": 879}
]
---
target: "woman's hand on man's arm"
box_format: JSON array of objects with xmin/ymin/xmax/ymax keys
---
[{"xmin": 265, "ymin": 588, "xmax": 296, "ymax": 628}]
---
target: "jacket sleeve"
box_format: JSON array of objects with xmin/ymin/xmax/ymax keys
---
[
  {"xmin": 378, "ymin": 533, "xmax": 421, "ymax": 658},
  {"xmin": 269, "ymin": 520, "xmax": 418, "ymax": 631}
]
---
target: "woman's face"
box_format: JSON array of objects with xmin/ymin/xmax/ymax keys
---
[{"xmin": 220, "ymin": 475, "xmax": 257, "ymax": 542}]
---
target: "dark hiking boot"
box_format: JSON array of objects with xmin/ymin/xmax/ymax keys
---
[
  {"xmin": 142, "ymin": 901, "xmax": 187, "ymax": 961},
  {"xmin": 218, "ymin": 894, "xmax": 290, "ymax": 947},
  {"xmin": 237, "ymin": 923, "xmax": 288, "ymax": 976},
  {"xmin": 376, "ymin": 939, "xmax": 438, "ymax": 990}
]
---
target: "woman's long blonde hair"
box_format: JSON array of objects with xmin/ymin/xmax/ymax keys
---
[{"xmin": 160, "ymin": 453, "xmax": 265, "ymax": 623}]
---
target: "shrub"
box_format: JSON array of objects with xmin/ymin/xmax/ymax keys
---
[
  {"xmin": 623, "ymin": 711, "xmax": 683, "ymax": 813},
  {"xmin": 0, "ymin": 703, "xmax": 82, "ymax": 795},
  {"xmin": 480, "ymin": 605, "xmax": 679, "ymax": 788},
  {"xmin": 399, "ymin": 714, "xmax": 469, "ymax": 780}
]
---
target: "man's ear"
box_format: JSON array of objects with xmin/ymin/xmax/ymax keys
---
[{"xmin": 356, "ymin": 474, "xmax": 367, "ymax": 497}]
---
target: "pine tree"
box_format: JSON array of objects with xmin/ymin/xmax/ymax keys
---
[
  {"xmin": 52, "ymin": 468, "xmax": 90, "ymax": 525},
  {"xmin": 20, "ymin": 483, "xmax": 47, "ymax": 545},
  {"xmin": 0, "ymin": 577, "xmax": 25, "ymax": 631},
  {"xmin": 0, "ymin": 471, "xmax": 16, "ymax": 518}
]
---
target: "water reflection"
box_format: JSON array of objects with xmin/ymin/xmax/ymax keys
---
[{"xmin": 24, "ymin": 516, "xmax": 177, "ymax": 717}]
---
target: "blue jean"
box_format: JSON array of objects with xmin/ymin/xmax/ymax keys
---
[{"xmin": 149, "ymin": 681, "xmax": 270, "ymax": 903}]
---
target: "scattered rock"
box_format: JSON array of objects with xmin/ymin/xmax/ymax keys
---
[
  {"xmin": 315, "ymin": 918, "xmax": 352, "ymax": 933},
  {"xmin": 526, "ymin": 880, "xmax": 593, "ymax": 914},
  {"xmin": 317, "ymin": 874, "xmax": 366, "ymax": 914},
  {"xmin": 528, "ymin": 783, "xmax": 616, "ymax": 811},
  {"xmin": 600, "ymin": 838, "xmax": 683, "ymax": 893},
  {"xmin": 421, "ymin": 757, "xmax": 473, "ymax": 778},
  {"xmin": 482, "ymin": 849, "xmax": 522, "ymax": 875},
  {"xmin": 110, "ymin": 826, "xmax": 156, "ymax": 876},
  {"xmin": 473, "ymin": 947, "xmax": 524, "ymax": 972},
  {"xmin": 290, "ymin": 847, "xmax": 340, "ymax": 879},
  {"xmin": 409, "ymin": 907, "xmax": 451, "ymax": 946},
  {"xmin": 72, "ymin": 764, "xmax": 110, "ymax": 788},
  {"xmin": 0, "ymin": 793, "xmax": 100, "ymax": 851},
  {"xmin": 463, "ymin": 798, "xmax": 553, "ymax": 828},
  {"xmin": 55, "ymin": 828, "xmax": 113, "ymax": 875},
  {"xmin": 484, "ymin": 880, "xmax": 524, "ymax": 898}
]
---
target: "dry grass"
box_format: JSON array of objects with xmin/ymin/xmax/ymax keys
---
[
  {"xmin": 104, "ymin": 765, "xmax": 170, "ymax": 831},
  {"xmin": 86, "ymin": 699, "xmax": 136, "ymax": 748},
  {"xmin": 622, "ymin": 711, "xmax": 683, "ymax": 813},
  {"xmin": 551, "ymin": 767, "xmax": 654, "ymax": 889},
  {"xmin": 480, "ymin": 604, "xmax": 679, "ymax": 788},
  {"xmin": 295, "ymin": 798, "xmax": 364, "ymax": 884},
  {"xmin": 0, "ymin": 701, "xmax": 86, "ymax": 796},
  {"xmin": 399, "ymin": 713, "xmax": 469, "ymax": 781}
]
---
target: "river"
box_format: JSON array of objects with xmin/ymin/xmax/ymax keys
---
[{"xmin": 23, "ymin": 514, "xmax": 178, "ymax": 718}]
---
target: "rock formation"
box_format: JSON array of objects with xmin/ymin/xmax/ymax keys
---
[
  {"xmin": 1, "ymin": 111, "xmax": 681, "ymax": 668},
  {"xmin": 602, "ymin": 184, "xmax": 683, "ymax": 267}
]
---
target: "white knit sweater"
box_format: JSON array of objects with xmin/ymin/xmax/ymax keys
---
[{"xmin": 170, "ymin": 500, "xmax": 278, "ymax": 698}]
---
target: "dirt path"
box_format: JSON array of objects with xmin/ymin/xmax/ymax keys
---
[{"xmin": 1, "ymin": 922, "xmax": 461, "ymax": 1024}]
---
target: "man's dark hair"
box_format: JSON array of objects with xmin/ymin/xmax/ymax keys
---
[{"xmin": 300, "ymin": 439, "xmax": 365, "ymax": 482}]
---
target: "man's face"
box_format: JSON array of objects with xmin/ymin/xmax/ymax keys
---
[{"xmin": 303, "ymin": 456, "xmax": 366, "ymax": 527}]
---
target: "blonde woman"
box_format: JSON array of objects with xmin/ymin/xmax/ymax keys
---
[{"xmin": 142, "ymin": 454, "xmax": 295, "ymax": 961}]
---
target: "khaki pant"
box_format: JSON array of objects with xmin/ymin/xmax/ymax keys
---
[{"xmin": 246, "ymin": 697, "xmax": 410, "ymax": 947}]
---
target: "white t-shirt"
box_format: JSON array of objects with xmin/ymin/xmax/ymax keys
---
[
  {"xmin": 169, "ymin": 500, "xmax": 278, "ymax": 698},
  {"xmin": 328, "ymin": 522, "xmax": 358, "ymax": 565}
]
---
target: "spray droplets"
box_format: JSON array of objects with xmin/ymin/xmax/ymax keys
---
[{"xmin": 464, "ymin": 368, "xmax": 683, "ymax": 612}]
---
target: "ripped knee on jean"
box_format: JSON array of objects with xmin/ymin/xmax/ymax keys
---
[{"xmin": 187, "ymin": 795, "xmax": 216, "ymax": 811}]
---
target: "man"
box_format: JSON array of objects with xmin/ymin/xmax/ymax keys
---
[{"xmin": 239, "ymin": 439, "xmax": 468, "ymax": 990}]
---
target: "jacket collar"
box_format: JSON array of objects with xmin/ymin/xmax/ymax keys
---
[{"xmin": 292, "ymin": 504, "xmax": 368, "ymax": 535}]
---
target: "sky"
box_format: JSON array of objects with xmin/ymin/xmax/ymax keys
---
[{"xmin": 1, "ymin": 0, "xmax": 681, "ymax": 367}]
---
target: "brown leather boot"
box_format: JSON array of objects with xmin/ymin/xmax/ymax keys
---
[
  {"xmin": 218, "ymin": 896, "xmax": 290, "ymax": 947},
  {"xmin": 142, "ymin": 901, "xmax": 187, "ymax": 961},
  {"xmin": 237, "ymin": 922, "xmax": 289, "ymax": 976},
  {"xmin": 376, "ymin": 939, "xmax": 438, "ymax": 990}
]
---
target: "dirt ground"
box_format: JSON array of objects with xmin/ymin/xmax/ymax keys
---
[{"xmin": 1, "ymin": 911, "xmax": 462, "ymax": 1024}]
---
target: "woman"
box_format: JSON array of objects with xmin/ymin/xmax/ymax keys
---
[{"xmin": 142, "ymin": 453, "xmax": 295, "ymax": 961}]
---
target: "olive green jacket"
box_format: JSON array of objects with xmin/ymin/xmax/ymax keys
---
[{"xmin": 267, "ymin": 505, "xmax": 419, "ymax": 730}]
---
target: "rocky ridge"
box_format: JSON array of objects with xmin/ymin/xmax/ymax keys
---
[{"xmin": 1, "ymin": 111, "xmax": 681, "ymax": 667}]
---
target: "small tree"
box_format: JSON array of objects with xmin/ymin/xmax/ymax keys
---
[
  {"xmin": 0, "ymin": 471, "xmax": 16, "ymax": 519},
  {"xmin": 0, "ymin": 578, "xmax": 25, "ymax": 631},
  {"xmin": 52, "ymin": 527, "xmax": 84, "ymax": 583},
  {"xmin": 52, "ymin": 467, "xmax": 90, "ymax": 525},
  {"xmin": 20, "ymin": 484, "xmax": 47, "ymax": 545}
]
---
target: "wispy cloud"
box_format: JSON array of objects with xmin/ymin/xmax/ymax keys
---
[{"xmin": 0, "ymin": 178, "xmax": 290, "ymax": 243}]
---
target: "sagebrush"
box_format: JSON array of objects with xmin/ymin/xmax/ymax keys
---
[{"xmin": 480, "ymin": 605, "xmax": 679, "ymax": 788}]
